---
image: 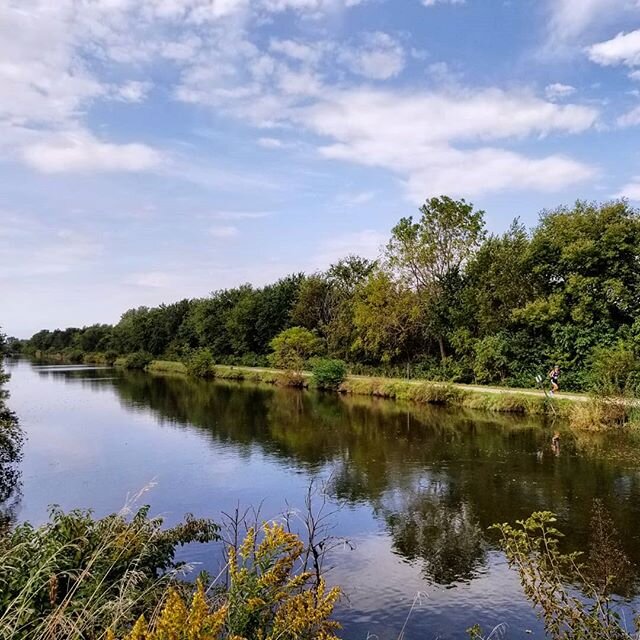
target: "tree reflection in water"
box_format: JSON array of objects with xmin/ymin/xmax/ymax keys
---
[{"xmin": 380, "ymin": 486, "xmax": 485, "ymax": 585}]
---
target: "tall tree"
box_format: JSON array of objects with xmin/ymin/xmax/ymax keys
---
[
  {"xmin": 386, "ymin": 196, "xmax": 486, "ymax": 360},
  {"xmin": 352, "ymin": 270, "xmax": 424, "ymax": 364}
]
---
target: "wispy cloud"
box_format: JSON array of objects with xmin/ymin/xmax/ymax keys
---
[
  {"xmin": 212, "ymin": 211, "xmax": 273, "ymax": 220},
  {"xmin": 588, "ymin": 29, "xmax": 640, "ymax": 67},
  {"xmin": 209, "ymin": 225, "xmax": 239, "ymax": 238},
  {"xmin": 545, "ymin": 83, "xmax": 576, "ymax": 100},
  {"xmin": 22, "ymin": 132, "xmax": 163, "ymax": 174}
]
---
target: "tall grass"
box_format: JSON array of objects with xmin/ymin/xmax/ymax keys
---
[
  {"xmin": 0, "ymin": 487, "xmax": 218, "ymax": 640},
  {"xmin": 569, "ymin": 396, "xmax": 640, "ymax": 431}
]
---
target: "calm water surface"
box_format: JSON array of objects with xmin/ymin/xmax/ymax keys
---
[{"xmin": 5, "ymin": 360, "xmax": 640, "ymax": 639}]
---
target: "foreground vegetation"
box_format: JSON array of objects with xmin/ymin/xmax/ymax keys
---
[
  {"xmin": 0, "ymin": 495, "xmax": 636, "ymax": 640},
  {"xmin": 16, "ymin": 198, "xmax": 640, "ymax": 397},
  {"xmin": 0, "ymin": 504, "xmax": 340, "ymax": 640},
  {"xmin": 0, "ymin": 331, "xmax": 23, "ymax": 530}
]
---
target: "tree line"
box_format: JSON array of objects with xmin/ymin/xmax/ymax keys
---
[{"xmin": 17, "ymin": 197, "xmax": 640, "ymax": 392}]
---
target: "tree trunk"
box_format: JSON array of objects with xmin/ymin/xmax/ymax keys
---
[{"xmin": 438, "ymin": 335, "xmax": 446, "ymax": 361}]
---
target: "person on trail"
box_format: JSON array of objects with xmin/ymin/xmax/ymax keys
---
[{"xmin": 548, "ymin": 365, "xmax": 560, "ymax": 395}]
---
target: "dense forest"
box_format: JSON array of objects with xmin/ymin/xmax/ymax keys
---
[{"xmin": 16, "ymin": 197, "xmax": 640, "ymax": 392}]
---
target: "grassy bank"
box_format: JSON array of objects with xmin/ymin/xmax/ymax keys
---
[
  {"xmin": 144, "ymin": 360, "xmax": 571, "ymax": 418},
  {"xmin": 30, "ymin": 354, "xmax": 636, "ymax": 426}
]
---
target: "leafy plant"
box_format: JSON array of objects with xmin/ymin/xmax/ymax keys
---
[
  {"xmin": 269, "ymin": 327, "xmax": 322, "ymax": 374},
  {"xmin": 0, "ymin": 337, "xmax": 23, "ymax": 532},
  {"xmin": 108, "ymin": 522, "xmax": 341, "ymax": 640},
  {"xmin": 123, "ymin": 351, "xmax": 153, "ymax": 370},
  {"xmin": 311, "ymin": 358, "xmax": 347, "ymax": 391},
  {"xmin": 0, "ymin": 503, "xmax": 219, "ymax": 639},
  {"xmin": 493, "ymin": 510, "xmax": 637, "ymax": 640},
  {"xmin": 186, "ymin": 348, "xmax": 215, "ymax": 379},
  {"xmin": 587, "ymin": 343, "xmax": 640, "ymax": 396}
]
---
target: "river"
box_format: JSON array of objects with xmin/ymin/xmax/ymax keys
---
[{"xmin": 4, "ymin": 359, "xmax": 640, "ymax": 639}]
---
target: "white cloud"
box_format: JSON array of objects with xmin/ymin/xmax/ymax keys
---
[
  {"xmin": 269, "ymin": 39, "xmax": 324, "ymax": 64},
  {"xmin": 545, "ymin": 83, "xmax": 576, "ymax": 100},
  {"xmin": 212, "ymin": 211, "xmax": 273, "ymax": 219},
  {"xmin": 297, "ymin": 87, "xmax": 598, "ymax": 198},
  {"xmin": 262, "ymin": 0, "xmax": 365, "ymax": 13},
  {"xmin": 339, "ymin": 190, "xmax": 376, "ymax": 205},
  {"xmin": 209, "ymin": 225, "xmax": 239, "ymax": 237},
  {"xmin": 339, "ymin": 32, "xmax": 405, "ymax": 80},
  {"xmin": 277, "ymin": 68, "xmax": 324, "ymax": 95},
  {"xmin": 302, "ymin": 87, "xmax": 597, "ymax": 146},
  {"xmin": 0, "ymin": 1, "xmax": 175, "ymax": 172},
  {"xmin": 22, "ymin": 132, "xmax": 163, "ymax": 173},
  {"xmin": 546, "ymin": 0, "xmax": 632, "ymax": 48},
  {"xmin": 422, "ymin": 0, "xmax": 465, "ymax": 6},
  {"xmin": 0, "ymin": 217, "xmax": 103, "ymax": 280},
  {"xmin": 258, "ymin": 137, "xmax": 286, "ymax": 148},
  {"xmin": 0, "ymin": 0, "xmax": 605, "ymax": 206},
  {"xmin": 617, "ymin": 104, "xmax": 640, "ymax": 127},
  {"xmin": 630, "ymin": 70, "xmax": 640, "ymax": 80},
  {"xmin": 113, "ymin": 81, "xmax": 153, "ymax": 103},
  {"xmin": 588, "ymin": 29, "xmax": 640, "ymax": 67},
  {"xmin": 614, "ymin": 177, "xmax": 640, "ymax": 200},
  {"xmin": 402, "ymin": 147, "xmax": 596, "ymax": 201}
]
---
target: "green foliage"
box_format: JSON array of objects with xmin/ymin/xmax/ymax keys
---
[
  {"xmin": 104, "ymin": 350, "xmax": 119, "ymax": 366},
  {"xmin": 147, "ymin": 360, "xmax": 188, "ymax": 375},
  {"xmin": 311, "ymin": 359, "xmax": 347, "ymax": 390},
  {"xmin": 493, "ymin": 509, "xmax": 638, "ymax": 639},
  {"xmin": 19, "ymin": 198, "xmax": 640, "ymax": 398},
  {"xmin": 269, "ymin": 327, "xmax": 322, "ymax": 372},
  {"xmin": 122, "ymin": 351, "xmax": 153, "ymax": 370},
  {"xmin": 352, "ymin": 270, "xmax": 423, "ymax": 363},
  {"xmin": 0, "ymin": 505, "xmax": 219, "ymax": 639},
  {"xmin": 108, "ymin": 523, "xmax": 340, "ymax": 640},
  {"xmin": 0, "ymin": 330, "xmax": 23, "ymax": 531},
  {"xmin": 186, "ymin": 349, "xmax": 215, "ymax": 379},
  {"xmin": 473, "ymin": 334, "xmax": 510, "ymax": 385},
  {"xmin": 587, "ymin": 343, "xmax": 640, "ymax": 396},
  {"xmin": 386, "ymin": 196, "xmax": 486, "ymax": 360}
]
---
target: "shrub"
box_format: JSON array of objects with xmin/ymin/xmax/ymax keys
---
[
  {"xmin": 108, "ymin": 522, "xmax": 341, "ymax": 640},
  {"xmin": 311, "ymin": 359, "xmax": 347, "ymax": 391},
  {"xmin": 104, "ymin": 350, "xmax": 119, "ymax": 366},
  {"xmin": 587, "ymin": 343, "xmax": 640, "ymax": 396},
  {"xmin": 123, "ymin": 351, "xmax": 153, "ymax": 370},
  {"xmin": 269, "ymin": 327, "xmax": 322, "ymax": 372},
  {"xmin": 413, "ymin": 356, "xmax": 468, "ymax": 383},
  {"xmin": 493, "ymin": 509, "xmax": 638, "ymax": 640},
  {"xmin": 66, "ymin": 348, "xmax": 85, "ymax": 364},
  {"xmin": 473, "ymin": 334, "xmax": 510, "ymax": 385},
  {"xmin": 186, "ymin": 349, "xmax": 215, "ymax": 379},
  {"xmin": 0, "ymin": 365, "xmax": 23, "ymax": 532},
  {"xmin": 0, "ymin": 505, "xmax": 219, "ymax": 638}
]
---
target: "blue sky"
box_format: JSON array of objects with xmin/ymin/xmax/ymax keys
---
[{"xmin": 3, "ymin": 0, "xmax": 640, "ymax": 337}]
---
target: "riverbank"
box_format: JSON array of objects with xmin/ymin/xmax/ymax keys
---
[{"xmin": 144, "ymin": 359, "xmax": 574, "ymax": 417}]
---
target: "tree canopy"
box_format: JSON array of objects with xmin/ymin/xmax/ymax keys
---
[{"xmin": 18, "ymin": 197, "xmax": 640, "ymax": 392}]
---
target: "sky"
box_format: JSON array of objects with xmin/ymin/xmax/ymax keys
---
[{"xmin": 3, "ymin": 0, "xmax": 640, "ymax": 337}]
